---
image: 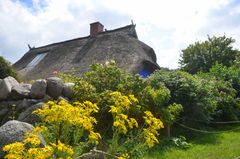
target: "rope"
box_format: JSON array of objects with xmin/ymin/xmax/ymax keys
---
[
  {"xmin": 175, "ymin": 121, "xmax": 240, "ymax": 134},
  {"xmin": 208, "ymin": 121, "xmax": 240, "ymax": 124},
  {"xmin": 178, "ymin": 117, "xmax": 240, "ymax": 124},
  {"xmin": 191, "ymin": 119, "xmax": 240, "ymax": 124}
]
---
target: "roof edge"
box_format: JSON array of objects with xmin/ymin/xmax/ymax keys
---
[{"xmin": 29, "ymin": 24, "xmax": 136, "ymax": 51}]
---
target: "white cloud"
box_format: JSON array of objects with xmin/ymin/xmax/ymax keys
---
[{"xmin": 0, "ymin": 0, "xmax": 239, "ymax": 68}]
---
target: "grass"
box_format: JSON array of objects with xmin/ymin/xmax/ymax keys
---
[{"xmin": 145, "ymin": 125, "xmax": 240, "ymax": 159}]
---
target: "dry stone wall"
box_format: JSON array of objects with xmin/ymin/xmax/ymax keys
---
[
  {"xmin": 0, "ymin": 76, "xmax": 74, "ymax": 158},
  {"xmin": 0, "ymin": 76, "xmax": 74, "ymax": 126}
]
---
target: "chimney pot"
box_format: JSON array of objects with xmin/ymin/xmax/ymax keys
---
[{"xmin": 90, "ymin": 22, "xmax": 104, "ymax": 37}]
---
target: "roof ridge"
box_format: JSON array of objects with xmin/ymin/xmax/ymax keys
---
[
  {"xmin": 29, "ymin": 24, "xmax": 135, "ymax": 51},
  {"xmin": 99, "ymin": 24, "xmax": 135, "ymax": 34}
]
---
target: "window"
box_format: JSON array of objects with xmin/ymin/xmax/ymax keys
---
[{"xmin": 26, "ymin": 53, "xmax": 48, "ymax": 68}]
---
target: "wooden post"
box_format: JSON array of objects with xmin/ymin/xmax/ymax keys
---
[{"xmin": 167, "ymin": 124, "xmax": 171, "ymax": 139}]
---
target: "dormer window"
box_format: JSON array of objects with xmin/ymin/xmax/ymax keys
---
[{"xmin": 26, "ymin": 53, "xmax": 48, "ymax": 68}]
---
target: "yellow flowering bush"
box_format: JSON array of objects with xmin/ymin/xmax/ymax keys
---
[
  {"xmin": 3, "ymin": 126, "xmax": 73, "ymax": 159},
  {"xmin": 113, "ymin": 113, "xmax": 138, "ymax": 134},
  {"xmin": 105, "ymin": 91, "xmax": 164, "ymax": 158},
  {"xmin": 3, "ymin": 62, "xmax": 170, "ymax": 159},
  {"xmin": 33, "ymin": 100, "xmax": 101, "ymax": 145},
  {"xmin": 3, "ymin": 142, "xmax": 25, "ymax": 159},
  {"xmin": 108, "ymin": 92, "xmax": 139, "ymax": 135},
  {"xmin": 50, "ymin": 140, "xmax": 74, "ymax": 158},
  {"xmin": 4, "ymin": 100, "xmax": 101, "ymax": 159},
  {"xmin": 118, "ymin": 153, "xmax": 130, "ymax": 159},
  {"xmin": 143, "ymin": 111, "xmax": 164, "ymax": 147}
]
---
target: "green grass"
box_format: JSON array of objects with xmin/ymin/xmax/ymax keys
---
[{"xmin": 145, "ymin": 126, "xmax": 240, "ymax": 159}]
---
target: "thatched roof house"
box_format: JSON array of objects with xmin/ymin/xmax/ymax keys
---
[{"xmin": 14, "ymin": 22, "xmax": 159, "ymax": 80}]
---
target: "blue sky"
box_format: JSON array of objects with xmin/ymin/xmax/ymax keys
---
[{"xmin": 0, "ymin": 0, "xmax": 240, "ymax": 68}]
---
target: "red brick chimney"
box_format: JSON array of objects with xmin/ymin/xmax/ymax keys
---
[{"xmin": 90, "ymin": 22, "xmax": 104, "ymax": 37}]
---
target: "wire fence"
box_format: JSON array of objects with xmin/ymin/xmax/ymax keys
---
[
  {"xmin": 172, "ymin": 117, "xmax": 240, "ymax": 134},
  {"xmin": 175, "ymin": 121, "xmax": 240, "ymax": 134},
  {"xmin": 185, "ymin": 118, "xmax": 240, "ymax": 124}
]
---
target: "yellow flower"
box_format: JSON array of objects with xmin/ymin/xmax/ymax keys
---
[
  {"xmin": 51, "ymin": 140, "xmax": 74, "ymax": 156},
  {"xmin": 3, "ymin": 142, "xmax": 25, "ymax": 154},
  {"xmin": 24, "ymin": 132, "xmax": 41, "ymax": 147},
  {"xmin": 4, "ymin": 154, "xmax": 22, "ymax": 159},
  {"xmin": 129, "ymin": 94, "xmax": 138, "ymax": 103},
  {"xmin": 25, "ymin": 147, "xmax": 53, "ymax": 159},
  {"xmin": 109, "ymin": 106, "xmax": 119, "ymax": 113},
  {"xmin": 89, "ymin": 131, "xmax": 102, "ymax": 145},
  {"xmin": 32, "ymin": 126, "xmax": 48, "ymax": 133},
  {"xmin": 127, "ymin": 118, "xmax": 138, "ymax": 128},
  {"xmin": 4, "ymin": 99, "xmax": 101, "ymax": 158},
  {"xmin": 143, "ymin": 111, "xmax": 164, "ymax": 147},
  {"xmin": 118, "ymin": 153, "xmax": 130, "ymax": 159},
  {"xmin": 113, "ymin": 114, "xmax": 138, "ymax": 134},
  {"xmin": 34, "ymin": 100, "xmax": 100, "ymax": 145}
]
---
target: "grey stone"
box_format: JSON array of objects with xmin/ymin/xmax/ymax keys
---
[
  {"xmin": 0, "ymin": 100, "xmax": 21, "ymax": 125},
  {"xmin": 0, "ymin": 120, "xmax": 45, "ymax": 157},
  {"xmin": 0, "ymin": 101, "xmax": 10, "ymax": 109},
  {"xmin": 18, "ymin": 102, "xmax": 45, "ymax": 124},
  {"xmin": 4, "ymin": 76, "xmax": 19, "ymax": 87},
  {"xmin": 46, "ymin": 77, "xmax": 64, "ymax": 99},
  {"xmin": 10, "ymin": 84, "xmax": 31, "ymax": 100},
  {"xmin": 0, "ymin": 79, "xmax": 11, "ymax": 100},
  {"xmin": 0, "ymin": 108, "xmax": 8, "ymax": 122},
  {"xmin": 58, "ymin": 96, "xmax": 69, "ymax": 102},
  {"xmin": 41, "ymin": 95, "xmax": 52, "ymax": 102},
  {"xmin": 30, "ymin": 79, "xmax": 47, "ymax": 99},
  {"xmin": 0, "ymin": 99, "xmax": 41, "ymax": 126},
  {"xmin": 0, "ymin": 100, "xmax": 21, "ymax": 109},
  {"xmin": 16, "ymin": 98, "xmax": 40, "ymax": 112},
  {"xmin": 62, "ymin": 82, "xmax": 74, "ymax": 99},
  {"xmin": 0, "ymin": 76, "xmax": 19, "ymax": 100},
  {"xmin": 1, "ymin": 111, "xmax": 13, "ymax": 126},
  {"xmin": 0, "ymin": 108, "xmax": 8, "ymax": 117}
]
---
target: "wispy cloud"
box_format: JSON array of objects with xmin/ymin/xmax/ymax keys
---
[{"xmin": 0, "ymin": 0, "xmax": 239, "ymax": 68}]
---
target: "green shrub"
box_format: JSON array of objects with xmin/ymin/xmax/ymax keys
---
[
  {"xmin": 56, "ymin": 61, "xmax": 172, "ymax": 158},
  {"xmin": 0, "ymin": 56, "xmax": 18, "ymax": 79},
  {"xmin": 208, "ymin": 63, "xmax": 240, "ymax": 97},
  {"xmin": 150, "ymin": 69, "xmax": 218, "ymax": 123},
  {"xmin": 198, "ymin": 67, "xmax": 240, "ymax": 121}
]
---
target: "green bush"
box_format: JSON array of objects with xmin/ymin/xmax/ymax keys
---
[
  {"xmin": 73, "ymin": 61, "xmax": 182, "ymax": 126},
  {"xmin": 208, "ymin": 63, "xmax": 240, "ymax": 97},
  {"xmin": 0, "ymin": 56, "xmax": 18, "ymax": 80},
  {"xmin": 150, "ymin": 69, "xmax": 218, "ymax": 123},
  {"xmin": 198, "ymin": 65, "xmax": 240, "ymax": 121},
  {"xmin": 57, "ymin": 61, "xmax": 173, "ymax": 158}
]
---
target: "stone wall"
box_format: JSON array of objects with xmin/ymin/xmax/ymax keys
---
[{"xmin": 0, "ymin": 76, "xmax": 74, "ymax": 126}]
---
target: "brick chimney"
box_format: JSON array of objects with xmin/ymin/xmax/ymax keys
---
[{"xmin": 90, "ymin": 22, "xmax": 104, "ymax": 37}]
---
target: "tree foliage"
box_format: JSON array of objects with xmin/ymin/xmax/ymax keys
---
[
  {"xmin": 180, "ymin": 35, "xmax": 240, "ymax": 74},
  {"xmin": 0, "ymin": 56, "xmax": 18, "ymax": 79}
]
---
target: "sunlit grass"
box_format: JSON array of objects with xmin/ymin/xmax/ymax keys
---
[{"xmin": 145, "ymin": 126, "xmax": 240, "ymax": 159}]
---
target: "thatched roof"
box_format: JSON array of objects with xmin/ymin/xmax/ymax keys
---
[{"xmin": 13, "ymin": 23, "xmax": 159, "ymax": 80}]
